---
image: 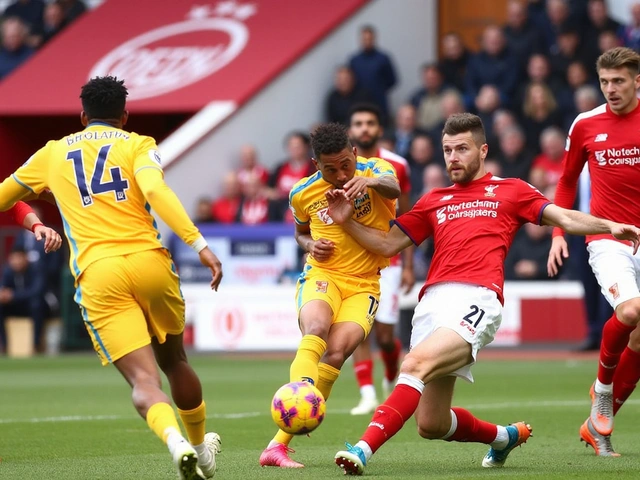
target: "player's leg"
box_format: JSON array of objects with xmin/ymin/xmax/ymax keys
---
[
  {"xmin": 260, "ymin": 270, "xmax": 338, "ymax": 468},
  {"xmin": 587, "ymin": 240, "xmax": 640, "ymax": 435},
  {"xmin": 350, "ymin": 336, "xmax": 377, "ymax": 415},
  {"xmin": 375, "ymin": 266, "xmax": 403, "ymax": 397},
  {"xmin": 612, "ymin": 326, "xmax": 640, "ymax": 415}
]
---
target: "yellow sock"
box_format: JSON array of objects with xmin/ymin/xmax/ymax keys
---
[
  {"xmin": 178, "ymin": 401, "xmax": 206, "ymax": 446},
  {"xmin": 289, "ymin": 335, "xmax": 327, "ymax": 384},
  {"xmin": 147, "ymin": 402, "xmax": 181, "ymax": 444},
  {"xmin": 272, "ymin": 429, "xmax": 294, "ymax": 447},
  {"xmin": 317, "ymin": 362, "xmax": 340, "ymax": 401}
]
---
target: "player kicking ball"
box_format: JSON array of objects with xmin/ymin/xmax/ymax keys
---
[{"xmin": 326, "ymin": 113, "xmax": 640, "ymax": 475}]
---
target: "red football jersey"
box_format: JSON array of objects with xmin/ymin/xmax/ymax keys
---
[
  {"xmin": 377, "ymin": 147, "xmax": 411, "ymax": 266},
  {"xmin": 553, "ymin": 102, "xmax": 640, "ymax": 243},
  {"xmin": 395, "ymin": 173, "xmax": 550, "ymax": 304}
]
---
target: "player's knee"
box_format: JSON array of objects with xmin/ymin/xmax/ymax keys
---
[
  {"xmin": 616, "ymin": 299, "xmax": 640, "ymax": 326},
  {"xmin": 375, "ymin": 329, "xmax": 395, "ymax": 350},
  {"xmin": 399, "ymin": 354, "xmax": 428, "ymax": 380},
  {"xmin": 417, "ymin": 420, "xmax": 448, "ymax": 440},
  {"xmin": 322, "ymin": 348, "xmax": 348, "ymax": 369}
]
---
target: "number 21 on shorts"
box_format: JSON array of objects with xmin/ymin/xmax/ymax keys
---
[{"xmin": 462, "ymin": 305, "xmax": 485, "ymax": 329}]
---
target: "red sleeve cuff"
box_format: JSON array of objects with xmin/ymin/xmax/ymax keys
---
[{"xmin": 10, "ymin": 201, "xmax": 34, "ymax": 227}]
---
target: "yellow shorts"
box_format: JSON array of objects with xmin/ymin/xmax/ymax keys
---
[
  {"xmin": 75, "ymin": 248, "xmax": 185, "ymax": 366},
  {"xmin": 295, "ymin": 264, "xmax": 380, "ymax": 336}
]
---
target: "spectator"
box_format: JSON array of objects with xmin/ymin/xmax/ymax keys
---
[
  {"xmin": 618, "ymin": 2, "xmax": 640, "ymax": 52},
  {"xmin": 427, "ymin": 90, "xmax": 465, "ymax": 155},
  {"xmin": 391, "ymin": 104, "xmax": 426, "ymax": 159},
  {"xmin": 3, "ymin": 0, "xmax": 44, "ymax": 44},
  {"xmin": 325, "ymin": 65, "xmax": 373, "ymax": 125},
  {"xmin": 484, "ymin": 158, "xmax": 503, "ymax": 177},
  {"xmin": 548, "ymin": 26, "xmax": 588, "ymax": 86},
  {"xmin": 512, "ymin": 53, "xmax": 564, "ymax": 112},
  {"xmin": 0, "ymin": 17, "xmax": 35, "ymax": 80},
  {"xmin": 406, "ymin": 134, "xmax": 436, "ymax": 203},
  {"xmin": 236, "ymin": 144, "xmax": 269, "ymax": 191},
  {"xmin": 420, "ymin": 163, "xmax": 447, "ymax": 197},
  {"xmin": 193, "ymin": 197, "xmax": 213, "ymax": 224},
  {"xmin": 409, "ymin": 63, "xmax": 451, "ymax": 131},
  {"xmin": 558, "ymin": 61, "xmax": 600, "ymax": 123},
  {"xmin": 464, "ymin": 25, "xmax": 519, "ymax": 108},
  {"xmin": 57, "ymin": 0, "xmax": 86, "ymax": 22},
  {"xmin": 520, "ymin": 82, "xmax": 563, "ymax": 153},
  {"xmin": 488, "ymin": 109, "xmax": 518, "ymax": 154},
  {"xmin": 236, "ymin": 172, "xmax": 275, "ymax": 225},
  {"xmin": 529, "ymin": 126, "xmax": 566, "ymax": 190},
  {"xmin": 496, "ymin": 126, "xmax": 534, "ymax": 180},
  {"xmin": 348, "ymin": 25, "xmax": 397, "ymax": 126},
  {"xmin": 541, "ymin": 0, "xmax": 573, "ymax": 54},
  {"xmin": 40, "ymin": 1, "xmax": 67, "ymax": 45},
  {"xmin": 0, "ymin": 246, "xmax": 47, "ymax": 354},
  {"xmin": 473, "ymin": 85, "xmax": 501, "ymax": 142},
  {"xmin": 503, "ymin": 0, "xmax": 545, "ymax": 73},
  {"xmin": 437, "ymin": 32, "xmax": 469, "ymax": 92},
  {"xmin": 211, "ymin": 172, "xmax": 241, "ymax": 224},
  {"xmin": 505, "ymin": 223, "xmax": 555, "ymax": 281},
  {"xmin": 267, "ymin": 131, "xmax": 315, "ymax": 221},
  {"xmin": 573, "ymin": 84, "xmax": 600, "ymax": 116},
  {"xmin": 582, "ymin": 0, "xmax": 621, "ymax": 66}
]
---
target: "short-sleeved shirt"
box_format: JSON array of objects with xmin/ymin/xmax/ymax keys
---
[
  {"xmin": 11, "ymin": 122, "xmax": 164, "ymax": 280},
  {"xmin": 396, "ymin": 173, "xmax": 550, "ymax": 303},
  {"xmin": 289, "ymin": 156, "xmax": 397, "ymax": 277}
]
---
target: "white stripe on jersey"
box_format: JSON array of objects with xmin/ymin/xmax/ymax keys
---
[
  {"xmin": 379, "ymin": 147, "xmax": 410, "ymax": 174},
  {"xmin": 568, "ymin": 103, "xmax": 607, "ymax": 135}
]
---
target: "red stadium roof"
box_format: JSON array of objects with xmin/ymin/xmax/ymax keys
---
[{"xmin": 0, "ymin": 0, "xmax": 368, "ymax": 114}]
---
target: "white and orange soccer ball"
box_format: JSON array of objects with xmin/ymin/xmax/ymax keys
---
[{"xmin": 270, "ymin": 381, "xmax": 326, "ymax": 434}]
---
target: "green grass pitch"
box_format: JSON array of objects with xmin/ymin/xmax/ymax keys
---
[{"xmin": 1, "ymin": 354, "xmax": 638, "ymax": 479}]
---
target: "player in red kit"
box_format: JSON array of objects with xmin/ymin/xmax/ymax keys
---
[
  {"xmin": 347, "ymin": 104, "xmax": 414, "ymax": 415},
  {"xmin": 325, "ymin": 113, "xmax": 640, "ymax": 475},
  {"xmin": 547, "ymin": 47, "xmax": 640, "ymax": 456}
]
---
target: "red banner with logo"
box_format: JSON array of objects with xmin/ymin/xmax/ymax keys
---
[{"xmin": 0, "ymin": 0, "xmax": 368, "ymax": 114}]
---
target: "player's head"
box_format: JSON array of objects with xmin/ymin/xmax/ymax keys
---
[
  {"xmin": 596, "ymin": 47, "xmax": 640, "ymax": 115},
  {"xmin": 311, "ymin": 122, "xmax": 357, "ymax": 189},
  {"xmin": 80, "ymin": 76, "xmax": 129, "ymax": 127},
  {"xmin": 348, "ymin": 103, "xmax": 382, "ymax": 151},
  {"xmin": 441, "ymin": 113, "xmax": 488, "ymax": 184}
]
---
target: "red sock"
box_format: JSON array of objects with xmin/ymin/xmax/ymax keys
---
[
  {"xmin": 598, "ymin": 314, "xmax": 636, "ymax": 385},
  {"xmin": 613, "ymin": 346, "xmax": 640, "ymax": 415},
  {"xmin": 360, "ymin": 384, "xmax": 421, "ymax": 453},
  {"xmin": 380, "ymin": 338, "xmax": 401, "ymax": 382},
  {"xmin": 445, "ymin": 407, "xmax": 498, "ymax": 444},
  {"xmin": 354, "ymin": 360, "xmax": 374, "ymax": 388}
]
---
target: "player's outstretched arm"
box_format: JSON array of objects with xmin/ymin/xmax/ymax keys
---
[
  {"xmin": 136, "ymin": 168, "xmax": 223, "ymax": 290},
  {"xmin": 542, "ymin": 204, "xmax": 640, "ymax": 253},
  {"xmin": 0, "ymin": 175, "xmax": 32, "ymax": 212},
  {"xmin": 325, "ymin": 189, "xmax": 412, "ymax": 257},
  {"xmin": 343, "ymin": 174, "xmax": 400, "ymax": 201}
]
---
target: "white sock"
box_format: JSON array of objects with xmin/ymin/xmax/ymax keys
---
[
  {"xmin": 360, "ymin": 384, "xmax": 377, "ymax": 400},
  {"xmin": 440, "ymin": 409, "xmax": 458, "ymax": 440},
  {"xmin": 194, "ymin": 441, "xmax": 212, "ymax": 463},
  {"xmin": 396, "ymin": 373, "xmax": 425, "ymax": 394},
  {"xmin": 595, "ymin": 379, "xmax": 613, "ymax": 394},
  {"xmin": 355, "ymin": 440, "xmax": 373, "ymax": 462},
  {"xmin": 490, "ymin": 426, "xmax": 510, "ymax": 449},
  {"xmin": 267, "ymin": 439, "xmax": 284, "ymax": 449},
  {"xmin": 166, "ymin": 427, "xmax": 186, "ymax": 455}
]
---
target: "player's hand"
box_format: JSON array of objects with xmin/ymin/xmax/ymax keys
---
[
  {"xmin": 400, "ymin": 266, "xmax": 415, "ymax": 294},
  {"xmin": 342, "ymin": 176, "xmax": 371, "ymax": 201},
  {"xmin": 611, "ymin": 223, "xmax": 640, "ymax": 254},
  {"xmin": 34, "ymin": 225, "xmax": 62, "ymax": 253},
  {"xmin": 199, "ymin": 247, "xmax": 223, "ymax": 291},
  {"xmin": 547, "ymin": 236, "xmax": 569, "ymax": 277},
  {"xmin": 325, "ymin": 189, "xmax": 354, "ymax": 224},
  {"xmin": 309, "ymin": 238, "xmax": 335, "ymax": 262}
]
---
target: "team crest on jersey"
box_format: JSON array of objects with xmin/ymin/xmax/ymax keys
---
[
  {"xmin": 484, "ymin": 185, "xmax": 499, "ymax": 197},
  {"xmin": 315, "ymin": 281, "xmax": 328, "ymax": 293},
  {"xmin": 595, "ymin": 151, "xmax": 607, "ymax": 166},
  {"xmin": 149, "ymin": 149, "xmax": 162, "ymax": 165},
  {"xmin": 609, "ymin": 283, "xmax": 620, "ymax": 300},
  {"xmin": 440, "ymin": 194, "xmax": 454, "ymax": 201},
  {"xmin": 317, "ymin": 207, "xmax": 334, "ymax": 225}
]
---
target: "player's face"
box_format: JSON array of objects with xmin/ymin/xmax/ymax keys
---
[
  {"xmin": 598, "ymin": 67, "xmax": 640, "ymax": 115},
  {"xmin": 442, "ymin": 132, "xmax": 487, "ymax": 184},
  {"xmin": 349, "ymin": 112, "xmax": 381, "ymax": 150},
  {"xmin": 314, "ymin": 146, "xmax": 357, "ymax": 189}
]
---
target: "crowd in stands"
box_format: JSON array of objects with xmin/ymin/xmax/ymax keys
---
[
  {"xmin": 194, "ymin": 0, "xmax": 639, "ymax": 282},
  {"xmin": 0, "ymin": 0, "xmax": 86, "ymax": 80}
]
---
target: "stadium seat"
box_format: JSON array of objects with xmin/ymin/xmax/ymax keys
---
[{"xmin": 6, "ymin": 316, "xmax": 34, "ymax": 358}]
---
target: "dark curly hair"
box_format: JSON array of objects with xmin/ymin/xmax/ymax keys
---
[
  {"xmin": 80, "ymin": 76, "xmax": 128, "ymax": 121},
  {"xmin": 310, "ymin": 123, "xmax": 351, "ymax": 161}
]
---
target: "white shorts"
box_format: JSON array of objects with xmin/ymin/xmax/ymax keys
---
[
  {"xmin": 410, "ymin": 283, "xmax": 502, "ymax": 383},
  {"xmin": 376, "ymin": 266, "xmax": 401, "ymax": 325},
  {"xmin": 587, "ymin": 239, "xmax": 640, "ymax": 309}
]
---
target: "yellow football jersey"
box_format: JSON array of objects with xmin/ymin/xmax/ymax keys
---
[
  {"xmin": 289, "ymin": 156, "xmax": 397, "ymax": 277},
  {"xmin": 11, "ymin": 122, "xmax": 167, "ymax": 281}
]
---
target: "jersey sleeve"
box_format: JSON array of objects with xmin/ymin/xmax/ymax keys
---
[
  {"xmin": 288, "ymin": 187, "xmax": 309, "ymax": 225},
  {"xmin": 11, "ymin": 144, "xmax": 51, "ymax": 194},
  {"xmin": 9, "ymin": 201, "xmax": 34, "ymax": 227},
  {"xmin": 133, "ymin": 136, "xmax": 163, "ymax": 176},
  {"xmin": 393, "ymin": 192, "xmax": 434, "ymax": 245},
  {"xmin": 368, "ymin": 158, "xmax": 397, "ymax": 179},
  {"xmin": 516, "ymin": 180, "xmax": 552, "ymax": 225},
  {"xmin": 552, "ymin": 119, "xmax": 587, "ymax": 236}
]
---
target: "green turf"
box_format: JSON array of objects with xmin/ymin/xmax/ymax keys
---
[{"xmin": 0, "ymin": 354, "xmax": 638, "ymax": 479}]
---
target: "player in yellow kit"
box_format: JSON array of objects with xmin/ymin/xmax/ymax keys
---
[
  {"xmin": 0, "ymin": 77, "xmax": 222, "ymax": 480},
  {"xmin": 260, "ymin": 122, "xmax": 400, "ymax": 468}
]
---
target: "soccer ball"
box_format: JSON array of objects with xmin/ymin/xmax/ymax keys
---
[{"xmin": 270, "ymin": 381, "xmax": 326, "ymax": 434}]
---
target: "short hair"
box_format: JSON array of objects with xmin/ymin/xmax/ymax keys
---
[
  {"xmin": 285, "ymin": 130, "xmax": 310, "ymax": 147},
  {"xmin": 361, "ymin": 24, "xmax": 376, "ymax": 35},
  {"xmin": 596, "ymin": 46, "xmax": 640, "ymax": 75},
  {"xmin": 441, "ymin": 113, "xmax": 486, "ymax": 146},
  {"xmin": 348, "ymin": 103, "xmax": 382, "ymax": 125},
  {"xmin": 310, "ymin": 123, "xmax": 351, "ymax": 160},
  {"xmin": 80, "ymin": 76, "xmax": 128, "ymax": 120}
]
